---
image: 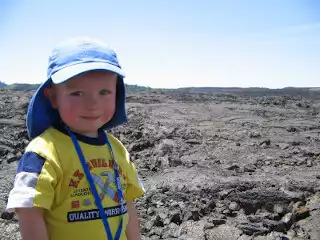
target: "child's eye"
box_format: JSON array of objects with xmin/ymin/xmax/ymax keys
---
[
  {"xmin": 70, "ymin": 91, "xmax": 83, "ymax": 96},
  {"xmin": 100, "ymin": 89, "xmax": 111, "ymax": 95}
]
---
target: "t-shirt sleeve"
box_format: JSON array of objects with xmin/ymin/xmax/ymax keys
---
[
  {"xmin": 125, "ymin": 155, "xmax": 145, "ymax": 201},
  {"xmin": 6, "ymin": 139, "xmax": 60, "ymax": 212}
]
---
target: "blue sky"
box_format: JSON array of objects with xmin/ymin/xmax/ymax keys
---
[{"xmin": 0, "ymin": 0, "xmax": 319, "ymax": 88}]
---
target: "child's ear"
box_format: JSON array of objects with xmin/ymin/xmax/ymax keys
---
[{"xmin": 44, "ymin": 87, "xmax": 58, "ymax": 108}]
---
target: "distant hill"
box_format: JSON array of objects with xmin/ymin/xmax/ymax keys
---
[
  {"xmin": 3, "ymin": 83, "xmax": 40, "ymax": 91},
  {"xmin": 125, "ymin": 84, "xmax": 153, "ymax": 93},
  {"xmin": 1, "ymin": 82, "xmax": 320, "ymax": 99},
  {"xmin": 0, "ymin": 82, "xmax": 152, "ymax": 92},
  {"xmin": 176, "ymin": 87, "xmax": 320, "ymax": 100}
]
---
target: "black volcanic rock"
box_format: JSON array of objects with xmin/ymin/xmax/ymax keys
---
[{"xmin": 1, "ymin": 89, "xmax": 320, "ymax": 240}]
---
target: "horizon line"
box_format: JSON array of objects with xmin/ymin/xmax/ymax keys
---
[{"xmin": 1, "ymin": 81, "xmax": 319, "ymax": 91}]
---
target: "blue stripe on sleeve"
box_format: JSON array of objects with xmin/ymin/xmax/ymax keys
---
[{"xmin": 17, "ymin": 152, "xmax": 46, "ymax": 174}]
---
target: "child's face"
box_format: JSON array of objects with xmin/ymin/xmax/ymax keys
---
[{"xmin": 45, "ymin": 70, "xmax": 117, "ymax": 137}]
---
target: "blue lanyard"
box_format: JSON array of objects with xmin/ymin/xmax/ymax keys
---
[{"xmin": 67, "ymin": 128, "xmax": 124, "ymax": 240}]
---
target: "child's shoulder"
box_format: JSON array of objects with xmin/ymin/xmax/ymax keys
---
[
  {"xmin": 25, "ymin": 126, "xmax": 65, "ymax": 159},
  {"xmin": 106, "ymin": 132, "xmax": 128, "ymax": 154},
  {"xmin": 105, "ymin": 132, "xmax": 132, "ymax": 162},
  {"xmin": 106, "ymin": 132, "xmax": 125, "ymax": 147},
  {"xmin": 27, "ymin": 126, "xmax": 58, "ymax": 144}
]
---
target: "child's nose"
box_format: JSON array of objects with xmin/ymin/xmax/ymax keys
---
[{"xmin": 85, "ymin": 95, "xmax": 98, "ymax": 108}]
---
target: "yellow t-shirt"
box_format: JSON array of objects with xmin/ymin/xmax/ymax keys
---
[{"xmin": 7, "ymin": 124, "xmax": 145, "ymax": 240}]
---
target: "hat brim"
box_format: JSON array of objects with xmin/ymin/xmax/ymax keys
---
[
  {"xmin": 51, "ymin": 61, "xmax": 125, "ymax": 84},
  {"xmin": 26, "ymin": 79, "xmax": 61, "ymax": 139}
]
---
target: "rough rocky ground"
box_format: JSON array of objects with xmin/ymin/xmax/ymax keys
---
[{"xmin": 0, "ymin": 88, "xmax": 320, "ymax": 240}]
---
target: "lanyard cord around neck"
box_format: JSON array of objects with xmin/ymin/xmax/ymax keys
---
[{"xmin": 67, "ymin": 129, "xmax": 124, "ymax": 240}]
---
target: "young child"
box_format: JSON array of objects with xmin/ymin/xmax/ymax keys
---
[{"xmin": 6, "ymin": 37, "xmax": 145, "ymax": 240}]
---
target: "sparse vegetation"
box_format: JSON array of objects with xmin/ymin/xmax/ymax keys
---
[{"xmin": 0, "ymin": 82, "xmax": 6, "ymax": 88}]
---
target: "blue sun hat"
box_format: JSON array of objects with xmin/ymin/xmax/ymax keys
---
[{"xmin": 26, "ymin": 37, "xmax": 127, "ymax": 139}]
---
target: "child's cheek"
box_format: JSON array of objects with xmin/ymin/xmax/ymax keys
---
[
  {"xmin": 59, "ymin": 100, "xmax": 79, "ymax": 120},
  {"xmin": 68, "ymin": 97, "xmax": 82, "ymax": 106},
  {"xmin": 100, "ymin": 114, "xmax": 111, "ymax": 123}
]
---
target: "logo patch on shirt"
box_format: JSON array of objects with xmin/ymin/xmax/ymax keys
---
[
  {"xmin": 68, "ymin": 158, "xmax": 127, "ymax": 206},
  {"xmin": 83, "ymin": 198, "xmax": 92, "ymax": 206},
  {"xmin": 71, "ymin": 200, "xmax": 80, "ymax": 209}
]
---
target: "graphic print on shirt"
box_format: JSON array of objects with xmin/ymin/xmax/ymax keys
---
[{"xmin": 67, "ymin": 157, "xmax": 127, "ymax": 222}]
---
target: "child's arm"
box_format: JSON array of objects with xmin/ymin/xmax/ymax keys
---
[
  {"xmin": 17, "ymin": 207, "xmax": 49, "ymax": 240},
  {"xmin": 126, "ymin": 200, "xmax": 141, "ymax": 240}
]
